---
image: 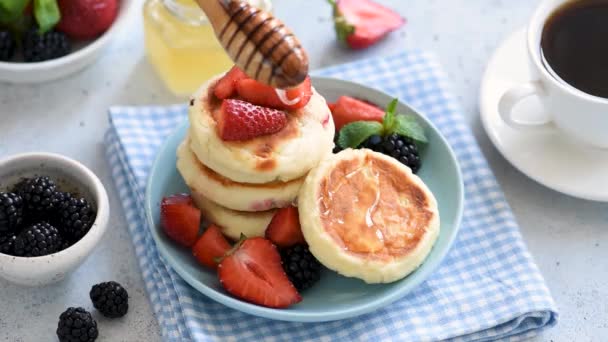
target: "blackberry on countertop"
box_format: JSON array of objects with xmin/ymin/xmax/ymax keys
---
[
  {"xmin": 0, "ymin": 192, "xmax": 23, "ymax": 233},
  {"xmin": 90, "ymin": 281, "xmax": 129, "ymax": 318},
  {"xmin": 13, "ymin": 222, "xmax": 61, "ymax": 257},
  {"xmin": 57, "ymin": 194, "xmax": 96, "ymax": 242},
  {"xmin": 0, "ymin": 30, "xmax": 16, "ymax": 61},
  {"xmin": 0, "ymin": 234, "xmax": 17, "ymax": 255},
  {"xmin": 281, "ymin": 244, "xmax": 322, "ymax": 291},
  {"xmin": 360, "ymin": 133, "xmax": 421, "ymax": 173},
  {"xmin": 19, "ymin": 176, "xmax": 58, "ymax": 214},
  {"xmin": 56, "ymin": 307, "xmax": 98, "ymax": 342},
  {"xmin": 23, "ymin": 29, "xmax": 70, "ymax": 63}
]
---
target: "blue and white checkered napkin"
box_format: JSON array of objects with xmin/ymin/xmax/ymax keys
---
[{"xmin": 105, "ymin": 51, "xmax": 558, "ymax": 341}]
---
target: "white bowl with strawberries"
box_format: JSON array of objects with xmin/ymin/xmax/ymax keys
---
[
  {"xmin": 145, "ymin": 66, "xmax": 464, "ymax": 322},
  {"xmin": 0, "ymin": 0, "xmax": 135, "ymax": 83}
]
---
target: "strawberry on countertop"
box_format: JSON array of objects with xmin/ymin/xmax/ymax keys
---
[
  {"xmin": 160, "ymin": 194, "xmax": 201, "ymax": 247},
  {"xmin": 265, "ymin": 206, "xmax": 306, "ymax": 248},
  {"xmin": 192, "ymin": 224, "xmax": 231, "ymax": 270},
  {"xmin": 57, "ymin": 0, "xmax": 118, "ymax": 40},
  {"xmin": 218, "ymin": 236, "xmax": 302, "ymax": 308},
  {"xmin": 328, "ymin": 0, "xmax": 405, "ymax": 50},
  {"xmin": 217, "ymin": 99, "xmax": 287, "ymax": 141}
]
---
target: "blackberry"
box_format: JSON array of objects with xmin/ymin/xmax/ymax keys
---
[
  {"xmin": 23, "ymin": 29, "xmax": 70, "ymax": 63},
  {"xmin": 90, "ymin": 281, "xmax": 129, "ymax": 318},
  {"xmin": 57, "ymin": 194, "xmax": 96, "ymax": 242},
  {"xmin": 19, "ymin": 176, "xmax": 58, "ymax": 214},
  {"xmin": 56, "ymin": 307, "xmax": 98, "ymax": 342},
  {"xmin": 333, "ymin": 134, "xmax": 343, "ymax": 154},
  {"xmin": 13, "ymin": 222, "xmax": 61, "ymax": 257},
  {"xmin": 281, "ymin": 244, "xmax": 322, "ymax": 291},
  {"xmin": 0, "ymin": 192, "xmax": 23, "ymax": 233},
  {"xmin": 360, "ymin": 133, "xmax": 421, "ymax": 173},
  {"xmin": 0, "ymin": 30, "xmax": 16, "ymax": 61},
  {"xmin": 0, "ymin": 234, "xmax": 17, "ymax": 255}
]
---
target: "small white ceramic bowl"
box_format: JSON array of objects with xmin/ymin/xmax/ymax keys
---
[
  {"xmin": 0, "ymin": 0, "xmax": 135, "ymax": 83},
  {"xmin": 0, "ymin": 153, "xmax": 109, "ymax": 286}
]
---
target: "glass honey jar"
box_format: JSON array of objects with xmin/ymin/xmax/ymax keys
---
[{"xmin": 143, "ymin": 0, "xmax": 272, "ymax": 97}]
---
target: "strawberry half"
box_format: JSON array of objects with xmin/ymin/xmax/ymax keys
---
[
  {"xmin": 329, "ymin": 0, "xmax": 405, "ymax": 50},
  {"xmin": 192, "ymin": 225, "xmax": 231, "ymax": 270},
  {"xmin": 57, "ymin": 0, "xmax": 118, "ymax": 40},
  {"xmin": 218, "ymin": 237, "xmax": 302, "ymax": 308},
  {"xmin": 160, "ymin": 194, "xmax": 201, "ymax": 247},
  {"xmin": 217, "ymin": 99, "xmax": 287, "ymax": 141},
  {"xmin": 214, "ymin": 66, "xmax": 249, "ymax": 100},
  {"xmin": 331, "ymin": 95, "xmax": 385, "ymax": 131},
  {"xmin": 265, "ymin": 206, "xmax": 306, "ymax": 248},
  {"xmin": 236, "ymin": 76, "xmax": 313, "ymax": 111}
]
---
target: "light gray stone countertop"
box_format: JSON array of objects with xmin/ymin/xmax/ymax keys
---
[{"xmin": 1, "ymin": 0, "xmax": 606, "ymax": 341}]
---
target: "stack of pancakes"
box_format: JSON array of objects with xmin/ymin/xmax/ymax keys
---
[{"xmin": 177, "ymin": 77, "xmax": 335, "ymax": 240}]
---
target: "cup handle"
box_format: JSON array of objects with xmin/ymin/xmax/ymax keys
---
[{"xmin": 498, "ymin": 80, "xmax": 552, "ymax": 129}]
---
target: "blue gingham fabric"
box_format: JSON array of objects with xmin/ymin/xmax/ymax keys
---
[{"xmin": 105, "ymin": 51, "xmax": 558, "ymax": 341}]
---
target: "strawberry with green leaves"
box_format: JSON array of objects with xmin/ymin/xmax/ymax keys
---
[
  {"xmin": 336, "ymin": 98, "xmax": 427, "ymax": 173},
  {"xmin": 328, "ymin": 0, "xmax": 405, "ymax": 50}
]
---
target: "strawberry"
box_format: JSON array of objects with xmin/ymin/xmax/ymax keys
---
[
  {"xmin": 217, "ymin": 99, "xmax": 287, "ymax": 141},
  {"xmin": 214, "ymin": 66, "xmax": 249, "ymax": 100},
  {"xmin": 236, "ymin": 76, "xmax": 313, "ymax": 111},
  {"xmin": 265, "ymin": 206, "xmax": 306, "ymax": 248},
  {"xmin": 329, "ymin": 0, "xmax": 405, "ymax": 50},
  {"xmin": 192, "ymin": 225, "xmax": 231, "ymax": 270},
  {"xmin": 57, "ymin": 0, "xmax": 118, "ymax": 40},
  {"xmin": 331, "ymin": 95, "xmax": 385, "ymax": 131},
  {"xmin": 160, "ymin": 194, "xmax": 201, "ymax": 247},
  {"xmin": 218, "ymin": 237, "xmax": 302, "ymax": 308}
]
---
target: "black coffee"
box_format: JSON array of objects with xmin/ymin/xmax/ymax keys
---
[{"xmin": 541, "ymin": 0, "xmax": 608, "ymax": 98}]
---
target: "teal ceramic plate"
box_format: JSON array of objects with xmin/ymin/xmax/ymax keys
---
[{"xmin": 145, "ymin": 77, "xmax": 464, "ymax": 322}]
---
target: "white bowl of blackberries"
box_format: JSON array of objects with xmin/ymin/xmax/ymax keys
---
[
  {"xmin": 0, "ymin": 0, "xmax": 134, "ymax": 83},
  {"xmin": 0, "ymin": 152, "xmax": 109, "ymax": 286}
]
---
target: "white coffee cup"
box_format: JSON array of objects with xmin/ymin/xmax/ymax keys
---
[{"xmin": 498, "ymin": 0, "xmax": 608, "ymax": 149}]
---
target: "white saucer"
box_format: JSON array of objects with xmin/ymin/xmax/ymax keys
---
[{"xmin": 479, "ymin": 28, "xmax": 608, "ymax": 202}]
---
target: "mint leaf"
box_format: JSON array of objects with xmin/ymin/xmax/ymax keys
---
[
  {"xmin": 338, "ymin": 121, "xmax": 383, "ymax": 149},
  {"xmin": 381, "ymin": 98, "xmax": 398, "ymax": 134},
  {"xmin": 34, "ymin": 0, "xmax": 59, "ymax": 34},
  {"xmin": 393, "ymin": 115, "xmax": 428, "ymax": 144},
  {"xmin": 0, "ymin": 0, "xmax": 30, "ymax": 25}
]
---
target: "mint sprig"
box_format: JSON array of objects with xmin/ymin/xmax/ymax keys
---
[
  {"xmin": 34, "ymin": 0, "xmax": 60, "ymax": 34},
  {"xmin": 337, "ymin": 98, "xmax": 428, "ymax": 149},
  {"xmin": 0, "ymin": 0, "xmax": 30, "ymax": 26},
  {"xmin": 0, "ymin": 0, "xmax": 60, "ymax": 35}
]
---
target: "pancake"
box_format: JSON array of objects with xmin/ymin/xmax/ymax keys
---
[
  {"xmin": 190, "ymin": 190, "xmax": 275, "ymax": 240},
  {"xmin": 188, "ymin": 76, "xmax": 335, "ymax": 184},
  {"xmin": 177, "ymin": 137, "xmax": 303, "ymax": 211},
  {"xmin": 298, "ymin": 149, "xmax": 440, "ymax": 284}
]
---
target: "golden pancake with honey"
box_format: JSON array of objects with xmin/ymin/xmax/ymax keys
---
[{"xmin": 298, "ymin": 149, "xmax": 440, "ymax": 284}]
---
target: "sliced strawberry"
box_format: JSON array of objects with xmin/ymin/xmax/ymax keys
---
[
  {"xmin": 192, "ymin": 225, "xmax": 231, "ymax": 270},
  {"xmin": 160, "ymin": 194, "xmax": 201, "ymax": 247},
  {"xmin": 327, "ymin": 102, "xmax": 337, "ymax": 112},
  {"xmin": 332, "ymin": 95, "xmax": 385, "ymax": 131},
  {"xmin": 218, "ymin": 237, "xmax": 302, "ymax": 308},
  {"xmin": 214, "ymin": 66, "xmax": 249, "ymax": 100},
  {"xmin": 218, "ymin": 99, "xmax": 287, "ymax": 141},
  {"xmin": 265, "ymin": 206, "xmax": 306, "ymax": 248},
  {"xmin": 236, "ymin": 76, "xmax": 313, "ymax": 111},
  {"xmin": 330, "ymin": 0, "xmax": 405, "ymax": 50},
  {"xmin": 57, "ymin": 0, "xmax": 118, "ymax": 40}
]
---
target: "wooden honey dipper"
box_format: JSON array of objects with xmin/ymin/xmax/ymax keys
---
[{"xmin": 195, "ymin": 0, "xmax": 309, "ymax": 89}]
